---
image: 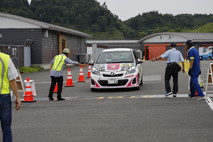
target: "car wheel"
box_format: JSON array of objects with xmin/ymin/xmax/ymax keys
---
[
  {"xmin": 91, "ymin": 88, "xmax": 97, "ymax": 92},
  {"xmin": 209, "ymin": 56, "xmax": 212, "ymax": 60},
  {"xmin": 135, "ymin": 86, "xmax": 140, "ymax": 90},
  {"xmin": 140, "ymin": 76, "xmax": 143, "ymax": 86},
  {"xmin": 200, "ymin": 56, "xmax": 203, "ymax": 60}
]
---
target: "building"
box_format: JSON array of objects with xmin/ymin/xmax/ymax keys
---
[
  {"xmin": 0, "ymin": 12, "xmax": 91, "ymax": 68},
  {"xmin": 87, "ymin": 33, "xmax": 213, "ymax": 61},
  {"xmin": 139, "ymin": 32, "xmax": 213, "ymax": 60}
]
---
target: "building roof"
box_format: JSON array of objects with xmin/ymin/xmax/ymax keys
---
[
  {"xmin": 102, "ymin": 48, "xmax": 132, "ymax": 52},
  {"xmin": 139, "ymin": 32, "xmax": 213, "ymax": 43},
  {"xmin": 0, "ymin": 12, "xmax": 92, "ymax": 38},
  {"xmin": 87, "ymin": 40, "xmax": 139, "ymax": 44},
  {"xmin": 86, "ymin": 40, "xmax": 140, "ymax": 49}
]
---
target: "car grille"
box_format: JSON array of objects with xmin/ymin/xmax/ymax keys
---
[
  {"xmin": 102, "ymin": 73, "xmax": 123, "ymax": 77},
  {"xmin": 98, "ymin": 79, "xmax": 128, "ymax": 86}
]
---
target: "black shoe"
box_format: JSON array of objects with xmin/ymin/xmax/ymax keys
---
[
  {"xmin": 49, "ymin": 97, "xmax": 54, "ymax": 101},
  {"xmin": 57, "ymin": 98, "xmax": 65, "ymax": 101},
  {"xmin": 164, "ymin": 92, "xmax": 172, "ymax": 97}
]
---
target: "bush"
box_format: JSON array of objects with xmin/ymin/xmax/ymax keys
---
[{"xmin": 18, "ymin": 66, "xmax": 44, "ymax": 73}]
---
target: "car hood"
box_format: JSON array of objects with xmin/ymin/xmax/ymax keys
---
[{"xmin": 94, "ymin": 63, "xmax": 134, "ymax": 71}]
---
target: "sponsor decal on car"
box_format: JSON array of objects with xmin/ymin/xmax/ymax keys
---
[{"xmin": 107, "ymin": 63, "xmax": 120, "ymax": 70}]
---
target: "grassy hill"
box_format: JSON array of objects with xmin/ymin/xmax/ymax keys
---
[{"xmin": 187, "ymin": 23, "xmax": 213, "ymax": 32}]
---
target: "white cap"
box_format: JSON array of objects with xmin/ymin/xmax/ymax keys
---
[{"xmin": 63, "ymin": 48, "xmax": 70, "ymax": 54}]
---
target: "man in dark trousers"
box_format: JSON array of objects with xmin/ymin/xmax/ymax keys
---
[
  {"xmin": 151, "ymin": 43, "xmax": 185, "ymax": 97},
  {"xmin": 185, "ymin": 40, "xmax": 205, "ymax": 100},
  {"xmin": 0, "ymin": 51, "xmax": 21, "ymax": 142},
  {"xmin": 48, "ymin": 48, "xmax": 88, "ymax": 101}
]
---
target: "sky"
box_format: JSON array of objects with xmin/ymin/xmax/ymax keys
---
[
  {"xmin": 96, "ymin": 0, "xmax": 213, "ymax": 20},
  {"xmin": 27, "ymin": 0, "xmax": 213, "ymax": 21}
]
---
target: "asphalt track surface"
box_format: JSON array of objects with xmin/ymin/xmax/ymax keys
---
[{"xmin": 2, "ymin": 61, "xmax": 213, "ymax": 142}]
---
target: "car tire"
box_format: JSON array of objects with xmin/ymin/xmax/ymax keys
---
[
  {"xmin": 140, "ymin": 76, "xmax": 143, "ymax": 86},
  {"xmin": 139, "ymin": 72, "xmax": 143, "ymax": 86},
  {"xmin": 91, "ymin": 88, "xmax": 97, "ymax": 92},
  {"xmin": 135, "ymin": 86, "xmax": 140, "ymax": 90},
  {"xmin": 200, "ymin": 56, "xmax": 203, "ymax": 60},
  {"xmin": 209, "ymin": 56, "xmax": 212, "ymax": 60}
]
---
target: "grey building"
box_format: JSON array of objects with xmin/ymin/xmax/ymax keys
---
[{"xmin": 0, "ymin": 12, "xmax": 91, "ymax": 68}]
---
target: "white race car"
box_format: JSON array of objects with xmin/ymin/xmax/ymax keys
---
[{"xmin": 90, "ymin": 48, "xmax": 143, "ymax": 91}]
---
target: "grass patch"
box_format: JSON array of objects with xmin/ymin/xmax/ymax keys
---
[{"xmin": 18, "ymin": 66, "xmax": 44, "ymax": 73}]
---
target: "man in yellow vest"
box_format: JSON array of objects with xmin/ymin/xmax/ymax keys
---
[
  {"xmin": 0, "ymin": 52, "xmax": 21, "ymax": 142},
  {"xmin": 48, "ymin": 48, "xmax": 88, "ymax": 101}
]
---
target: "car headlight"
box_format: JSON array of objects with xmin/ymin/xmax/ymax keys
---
[
  {"xmin": 92, "ymin": 68, "xmax": 101, "ymax": 76},
  {"xmin": 125, "ymin": 67, "xmax": 136, "ymax": 75}
]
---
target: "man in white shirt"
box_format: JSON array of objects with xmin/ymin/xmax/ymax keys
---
[{"xmin": 151, "ymin": 44, "xmax": 185, "ymax": 97}]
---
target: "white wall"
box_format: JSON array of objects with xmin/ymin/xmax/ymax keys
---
[{"xmin": 143, "ymin": 34, "xmax": 187, "ymax": 43}]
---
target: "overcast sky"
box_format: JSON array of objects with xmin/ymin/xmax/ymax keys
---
[
  {"xmin": 96, "ymin": 0, "xmax": 213, "ymax": 20},
  {"xmin": 27, "ymin": 0, "xmax": 213, "ymax": 21}
]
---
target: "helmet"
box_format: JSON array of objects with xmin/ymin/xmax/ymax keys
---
[
  {"xmin": 170, "ymin": 43, "xmax": 176, "ymax": 47},
  {"xmin": 63, "ymin": 48, "xmax": 70, "ymax": 54},
  {"xmin": 185, "ymin": 40, "xmax": 193, "ymax": 46}
]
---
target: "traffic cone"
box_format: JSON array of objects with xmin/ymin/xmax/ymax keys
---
[
  {"xmin": 87, "ymin": 65, "xmax": 92, "ymax": 78},
  {"xmin": 53, "ymin": 83, "xmax": 58, "ymax": 93},
  {"xmin": 65, "ymin": 69, "xmax": 75, "ymax": 87},
  {"xmin": 78, "ymin": 66, "xmax": 85, "ymax": 82},
  {"xmin": 22, "ymin": 78, "xmax": 36, "ymax": 102}
]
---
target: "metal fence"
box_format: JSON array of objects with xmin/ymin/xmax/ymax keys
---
[{"xmin": 0, "ymin": 45, "xmax": 24, "ymax": 68}]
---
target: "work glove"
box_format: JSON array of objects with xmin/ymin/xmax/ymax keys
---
[{"xmin": 188, "ymin": 69, "xmax": 192, "ymax": 76}]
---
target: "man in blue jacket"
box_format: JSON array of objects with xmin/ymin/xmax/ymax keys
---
[{"xmin": 186, "ymin": 40, "xmax": 205, "ymax": 100}]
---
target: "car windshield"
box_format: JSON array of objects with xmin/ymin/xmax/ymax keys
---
[{"xmin": 96, "ymin": 51, "xmax": 134, "ymax": 63}]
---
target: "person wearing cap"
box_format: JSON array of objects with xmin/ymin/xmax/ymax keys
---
[
  {"xmin": 185, "ymin": 40, "xmax": 205, "ymax": 100},
  {"xmin": 151, "ymin": 43, "xmax": 185, "ymax": 97},
  {"xmin": 48, "ymin": 48, "xmax": 88, "ymax": 101},
  {"xmin": 0, "ymin": 52, "xmax": 21, "ymax": 142}
]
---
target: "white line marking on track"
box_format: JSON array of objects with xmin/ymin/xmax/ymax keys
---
[
  {"xmin": 34, "ymin": 75, "xmax": 162, "ymax": 84},
  {"xmin": 35, "ymin": 81, "xmax": 90, "ymax": 84},
  {"xmin": 17, "ymin": 94, "xmax": 213, "ymax": 102},
  {"xmin": 205, "ymin": 97, "xmax": 213, "ymax": 111}
]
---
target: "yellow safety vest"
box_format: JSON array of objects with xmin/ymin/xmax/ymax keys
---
[
  {"xmin": 0, "ymin": 52, "xmax": 10, "ymax": 94},
  {"xmin": 52, "ymin": 55, "xmax": 67, "ymax": 71}
]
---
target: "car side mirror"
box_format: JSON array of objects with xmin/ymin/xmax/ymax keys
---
[
  {"xmin": 88, "ymin": 61, "xmax": 95, "ymax": 65},
  {"xmin": 137, "ymin": 59, "xmax": 143, "ymax": 64}
]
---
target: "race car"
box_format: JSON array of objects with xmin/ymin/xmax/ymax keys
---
[{"xmin": 90, "ymin": 48, "xmax": 143, "ymax": 91}]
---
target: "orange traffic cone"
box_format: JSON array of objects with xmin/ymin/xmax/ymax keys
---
[
  {"xmin": 22, "ymin": 78, "xmax": 36, "ymax": 102},
  {"xmin": 65, "ymin": 69, "xmax": 75, "ymax": 87},
  {"xmin": 87, "ymin": 65, "xmax": 92, "ymax": 78},
  {"xmin": 78, "ymin": 66, "xmax": 85, "ymax": 82},
  {"xmin": 53, "ymin": 83, "xmax": 58, "ymax": 93}
]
